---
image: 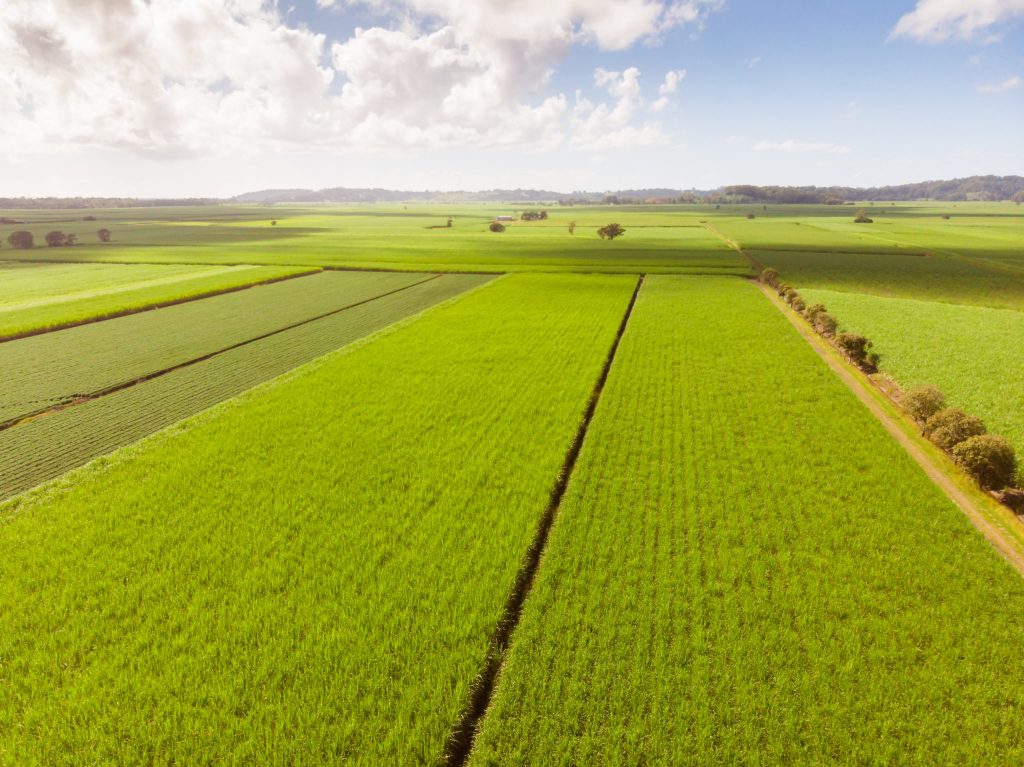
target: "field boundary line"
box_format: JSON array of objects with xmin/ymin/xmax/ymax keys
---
[
  {"xmin": 757, "ymin": 282, "xmax": 1024, "ymax": 577},
  {"xmin": 702, "ymin": 222, "xmax": 764, "ymax": 271},
  {"xmin": 0, "ymin": 274, "xmax": 444, "ymax": 433},
  {"xmin": 441, "ymin": 274, "xmax": 646, "ymax": 767},
  {"xmin": 0, "ymin": 267, "xmax": 322, "ymax": 344}
]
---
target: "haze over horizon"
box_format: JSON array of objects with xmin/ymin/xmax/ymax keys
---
[{"xmin": 2, "ymin": 0, "xmax": 1022, "ymax": 198}]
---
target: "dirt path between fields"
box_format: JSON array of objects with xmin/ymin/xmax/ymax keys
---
[{"xmin": 757, "ymin": 282, "xmax": 1024, "ymax": 577}]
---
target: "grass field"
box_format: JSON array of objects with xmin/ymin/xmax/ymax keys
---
[
  {"xmin": 802, "ymin": 288, "xmax": 1024, "ymax": 459},
  {"xmin": 0, "ymin": 274, "xmax": 491, "ymax": 500},
  {"xmin": 0, "ymin": 261, "xmax": 315, "ymax": 337},
  {"xmin": 0, "ymin": 270, "xmax": 428, "ymax": 425},
  {"xmin": 469, "ymin": 276, "xmax": 1024, "ymax": 765},
  {"xmin": 0, "ymin": 273, "xmax": 636, "ymax": 765}
]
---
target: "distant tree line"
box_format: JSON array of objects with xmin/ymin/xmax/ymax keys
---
[
  {"xmin": 3, "ymin": 229, "xmax": 113, "ymax": 248},
  {"xmin": 725, "ymin": 176, "xmax": 1024, "ymax": 204},
  {"xmin": 761, "ymin": 267, "xmax": 1021, "ymax": 501}
]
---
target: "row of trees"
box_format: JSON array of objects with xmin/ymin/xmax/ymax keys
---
[
  {"xmin": 4, "ymin": 229, "xmax": 112, "ymax": 248},
  {"xmin": 903, "ymin": 386, "xmax": 1019, "ymax": 494},
  {"xmin": 761, "ymin": 267, "xmax": 1019, "ymax": 494}
]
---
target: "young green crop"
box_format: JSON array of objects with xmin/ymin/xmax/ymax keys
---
[
  {"xmin": 0, "ymin": 270, "xmax": 428, "ymax": 424},
  {"xmin": 0, "ymin": 274, "xmax": 492, "ymax": 500},
  {"xmin": 469, "ymin": 276, "xmax": 1024, "ymax": 766},
  {"xmin": 0, "ymin": 261, "xmax": 315, "ymax": 337},
  {"xmin": 0, "ymin": 273, "xmax": 637, "ymax": 765},
  {"xmin": 802, "ymin": 288, "xmax": 1024, "ymax": 458}
]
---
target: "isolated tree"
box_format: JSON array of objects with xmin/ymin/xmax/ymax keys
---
[
  {"xmin": 446, "ymin": 217, "xmax": 453, "ymax": 228},
  {"xmin": 489, "ymin": 222, "xmax": 506, "ymax": 233},
  {"xmin": 854, "ymin": 209, "xmax": 874, "ymax": 224},
  {"xmin": 901, "ymin": 385, "xmax": 945, "ymax": 424},
  {"xmin": 270, "ymin": 220, "xmax": 277, "ymax": 226},
  {"xmin": 568, "ymin": 221, "xmax": 576, "ymax": 235},
  {"xmin": 7, "ymin": 230, "xmax": 33, "ymax": 249},
  {"xmin": 747, "ymin": 213, "xmax": 756, "ymax": 219},
  {"xmin": 539, "ymin": 210, "xmax": 548, "ymax": 220},
  {"xmin": 45, "ymin": 230, "xmax": 67, "ymax": 247},
  {"xmin": 597, "ymin": 223, "xmax": 625, "ymax": 240},
  {"xmin": 97, "ymin": 228, "xmax": 112, "ymax": 242},
  {"xmin": 66, "ymin": 233, "xmax": 78, "ymax": 246},
  {"xmin": 953, "ymin": 435, "xmax": 1017, "ymax": 489},
  {"xmin": 924, "ymin": 408, "xmax": 986, "ymax": 452}
]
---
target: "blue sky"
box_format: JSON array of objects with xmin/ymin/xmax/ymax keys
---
[{"xmin": 0, "ymin": 0, "xmax": 1021, "ymax": 196}]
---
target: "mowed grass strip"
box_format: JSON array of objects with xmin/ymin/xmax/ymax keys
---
[
  {"xmin": 0, "ymin": 273, "xmax": 636, "ymax": 765},
  {"xmin": 802, "ymin": 288, "xmax": 1024, "ymax": 458},
  {"xmin": 0, "ymin": 261, "xmax": 316, "ymax": 338},
  {"xmin": 469, "ymin": 276, "xmax": 1024, "ymax": 767},
  {"xmin": 0, "ymin": 270, "xmax": 427, "ymax": 424},
  {"xmin": 0, "ymin": 274, "xmax": 492, "ymax": 501}
]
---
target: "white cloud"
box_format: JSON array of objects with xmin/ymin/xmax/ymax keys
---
[
  {"xmin": 978, "ymin": 74, "xmax": 1022, "ymax": 91},
  {"xmin": 753, "ymin": 140, "xmax": 851, "ymax": 155},
  {"xmin": 0, "ymin": 0, "xmax": 722, "ymax": 157},
  {"xmin": 891, "ymin": 0, "xmax": 1024, "ymax": 43},
  {"xmin": 650, "ymin": 68, "xmax": 686, "ymax": 111}
]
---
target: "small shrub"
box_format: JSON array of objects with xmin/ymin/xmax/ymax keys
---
[
  {"xmin": 924, "ymin": 408, "xmax": 986, "ymax": 452},
  {"xmin": 941, "ymin": 215, "xmax": 951, "ymax": 220},
  {"xmin": 901, "ymin": 385, "xmax": 945, "ymax": 424},
  {"xmin": 854, "ymin": 209, "xmax": 874, "ymax": 224},
  {"xmin": 746, "ymin": 213, "xmax": 756, "ymax": 219},
  {"xmin": 953, "ymin": 435, "xmax": 1017, "ymax": 489},
  {"xmin": 804, "ymin": 303, "xmax": 826, "ymax": 322},
  {"xmin": 270, "ymin": 220, "xmax": 277, "ymax": 226},
  {"xmin": 489, "ymin": 222, "xmax": 506, "ymax": 233},
  {"xmin": 97, "ymin": 228, "xmax": 112, "ymax": 242},
  {"xmin": 813, "ymin": 312, "xmax": 837, "ymax": 337},
  {"xmin": 834, "ymin": 332, "xmax": 875, "ymax": 370},
  {"xmin": 568, "ymin": 221, "xmax": 576, "ymax": 235},
  {"xmin": 83, "ymin": 215, "xmax": 97, "ymax": 221},
  {"xmin": 759, "ymin": 268, "xmax": 779, "ymax": 287}
]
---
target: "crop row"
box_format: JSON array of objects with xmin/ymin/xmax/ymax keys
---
[
  {"xmin": 0, "ymin": 261, "xmax": 315, "ymax": 338},
  {"xmin": 0, "ymin": 273, "xmax": 637, "ymax": 765},
  {"xmin": 0, "ymin": 274, "xmax": 491, "ymax": 501},
  {"xmin": 0, "ymin": 270, "xmax": 430, "ymax": 425},
  {"xmin": 469, "ymin": 275, "xmax": 1024, "ymax": 766}
]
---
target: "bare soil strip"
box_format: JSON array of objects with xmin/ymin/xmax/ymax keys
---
[
  {"xmin": 0, "ymin": 267, "xmax": 321, "ymax": 345},
  {"xmin": 0, "ymin": 274, "xmax": 442, "ymax": 434},
  {"xmin": 441, "ymin": 274, "xmax": 645, "ymax": 767},
  {"xmin": 758, "ymin": 283, "xmax": 1024, "ymax": 577}
]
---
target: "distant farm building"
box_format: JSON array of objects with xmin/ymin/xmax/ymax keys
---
[{"xmin": 494, "ymin": 215, "xmax": 514, "ymax": 222}]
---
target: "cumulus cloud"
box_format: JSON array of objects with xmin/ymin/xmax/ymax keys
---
[
  {"xmin": 651, "ymin": 69, "xmax": 686, "ymax": 111},
  {"xmin": 978, "ymin": 74, "xmax": 1022, "ymax": 91},
  {"xmin": 891, "ymin": 0, "xmax": 1024, "ymax": 43},
  {"xmin": 753, "ymin": 140, "xmax": 851, "ymax": 155},
  {"xmin": 0, "ymin": 0, "xmax": 723, "ymax": 157}
]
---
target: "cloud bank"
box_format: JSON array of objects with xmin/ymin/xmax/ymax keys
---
[{"xmin": 0, "ymin": 0, "xmax": 722, "ymax": 157}]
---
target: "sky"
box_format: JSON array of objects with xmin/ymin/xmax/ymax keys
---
[{"xmin": 0, "ymin": 0, "xmax": 1022, "ymax": 197}]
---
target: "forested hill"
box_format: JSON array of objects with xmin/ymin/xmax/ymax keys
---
[{"xmin": 722, "ymin": 176, "xmax": 1024, "ymax": 204}]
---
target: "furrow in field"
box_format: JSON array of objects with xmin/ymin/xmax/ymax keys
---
[
  {"xmin": 0, "ymin": 274, "xmax": 488, "ymax": 500},
  {"xmin": 469, "ymin": 275, "xmax": 1024, "ymax": 766},
  {"xmin": 0, "ymin": 270, "xmax": 429, "ymax": 424},
  {"xmin": 0, "ymin": 274, "xmax": 637, "ymax": 766},
  {"xmin": 443, "ymin": 274, "xmax": 644, "ymax": 767}
]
